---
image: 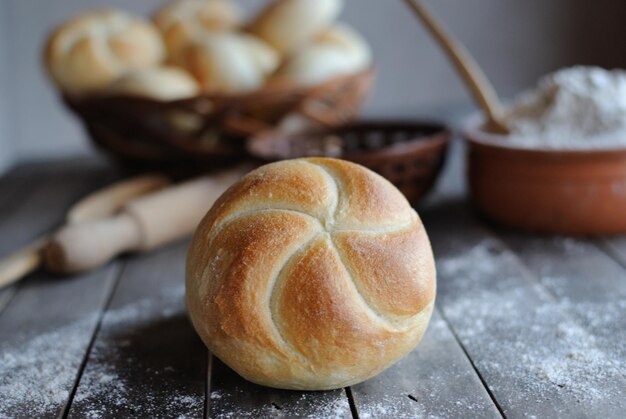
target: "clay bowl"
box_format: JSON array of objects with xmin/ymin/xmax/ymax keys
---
[
  {"xmin": 464, "ymin": 117, "xmax": 626, "ymax": 235},
  {"xmin": 248, "ymin": 121, "xmax": 450, "ymax": 205}
]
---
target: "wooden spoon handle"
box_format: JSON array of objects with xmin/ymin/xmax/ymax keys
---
[{"xmin": 403, "ymin": 0, "xmax": 509, "ymax": 134}]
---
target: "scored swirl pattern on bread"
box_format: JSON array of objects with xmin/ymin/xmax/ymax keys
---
[{"xmin": 186, "ymin": 158, "xmax": 435, "ymax": 390}]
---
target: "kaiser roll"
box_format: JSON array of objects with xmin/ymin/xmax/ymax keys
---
[
  {"xmin": 153, "ymin": 0, "xmax": 242, "ymax": 63},
  {"xmin": 182, "ymin": 33, "xmax": 278, "ymax": 93},
  {"xmin": 44, "ymin": 9, "xmax": 165, "ymax": 96},
  {"xmin": 186, "ymin": 158, "xmax": 436, "ymax": 390},
  {"xmin": 108, "ymin": 66, "xmax": 199, "ymax": 100},
  {"xmin": 249, "ymin": 0, "xmax": 343, "ymax": 54},
  {"xmin": 273, "ymin": 24, "xmax": 372, "ymax": 87}
]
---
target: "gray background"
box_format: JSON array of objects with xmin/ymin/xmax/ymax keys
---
[{"xmin": 1, "ymin": 0, "xmax": 625, "ymax": 173}]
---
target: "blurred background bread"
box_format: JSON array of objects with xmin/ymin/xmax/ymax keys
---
[
  {"xmin": 108, "ymin": 66, "xmax": 199, "ymax": 100},
  {"xmin": 186, "ymin": 158, "xmax": 436, "ymax": 390},
  {"xmin": 153, "ymin": 0, "xmax": 243, "ymax": 64},
  {"xmin": 39, "ymin": 0, "xmax": 373, "ymax": 163},
  {"xmin": 272, "ymin": 23, "xmax": 372, "ymax": 86},
  {"xmin": 43, "ymin": 0, "xmax": 370, "ymax": 97},
  {"xmin": 44, "ymin": 9, "xmax": 165, "ymax": 96},
  {"xmin": 182, "ymin": 33, "xmax": 278, "ymax": 93},
  {"xmin": 249, "ymin": 0, "xmax": 343, "ymax": 54}
]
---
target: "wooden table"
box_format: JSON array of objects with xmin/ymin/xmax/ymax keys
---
[{"xmin": 1, "ymin": 144, "xmax": 626, "ymax": 418}]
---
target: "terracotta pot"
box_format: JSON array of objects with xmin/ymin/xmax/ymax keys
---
[{"xmin": 464, "ymin": 118, "xmax": 626, "ymax": 235}]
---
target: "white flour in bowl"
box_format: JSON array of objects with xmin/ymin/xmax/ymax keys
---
[{"xmin": 501, "ymin": 66, "xmax": 626, "ymax": 149}]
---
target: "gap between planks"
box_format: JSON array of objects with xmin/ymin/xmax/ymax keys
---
[
  {"xmin": 60, "ymin": 261, "xmax": 127, "ymax": 419},
  {"xmin": 0, "ymin": 159, "xmax": 122, "ymax": 315},
  {"xmin": 423, "ymin": 199, "xmax": 626, "ymax": 418},
  {"xmin": 435, "ymin": 304, "xmax": 507, "ymax": 418}
]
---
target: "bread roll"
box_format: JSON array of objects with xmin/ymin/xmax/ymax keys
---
[
  {"xmin": 239, "ymin": 34, "xmax": 281, "ymax": 75},
  {"xmin": 44, "ymin": 9, "xmax": 165, "ymax": 96},
  {"xmin": 153, "ymin": 0, "xmax": 242, "ymax": 63},
  {"xmin": 186, "ymin": 158, "xmax": 436, "ymax": 390},
  {"xmin": 273, "ymin": 24, "xmax": 372, "ymax": 86},
  {"xmin": 249, "ymin": 0, "xmax": 343, "ymax": 54},
  {"xmin": 108, "ymin": 66, "xmax": 199, "ymax": 100},
  {"xmin": 182, "ymin": 33, "xmax": 278, "ymax": 93}
]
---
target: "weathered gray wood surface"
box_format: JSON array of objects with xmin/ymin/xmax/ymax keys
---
[
  {"xmin": 349, "ymin": 309, "xmax": 502, "ymax": 419},
  {"xmin": 423, "ymin": 200, "xmax": 626, "ymax": 419},
  {"xmin": 69, "ymin": 241, "xmax": 206, "ymax": 419},
  {"xmin": 209, "ymin": 357, "xmax": 352, "ymax": 419},
  {"xmin": 1, "ymin": 152, "xmax": 625, "ymax": 418},
  {"xmin": 0, "ymin": 159, "xmax": 117, "ymax": 315},
  {"xmin": 0, "ymin": 159, "xmax": 122, "ymax": 418},
  {"xmin": 501, "ymin": 233, "xmax": 626, "ymax": 378}
]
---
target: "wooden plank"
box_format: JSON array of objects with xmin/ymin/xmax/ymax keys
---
[
  {"xmin": 0, "ymin": 164, "xmax": 39, "ymax": 215},
  {"xmin": 350, "ymin": 309, "xmax": 502, "ymax": 419},
  {"xmin": 0, "ymin": 158, "xmax": 118, "ymax": 314},
  {"xmin": 0, "ymin": 158, "xmax": 125, "ymax": 417},
  {"xmin": 500, "ymin": 233, "xmax": 626, "ymax": 378},
  {"xmin": 0, "ymin": 158, "xmax": 116, "ymax": 256},
  {"xmin": 0, "ymin": 163, "xmax": 55, "ymax": 313},
  {"xmin": 208, "ymin": 356, "xmax": 352, "ymax": 419},
  {"xmin": 0, "ymin": 263, "xmax": 121, "ymax": 418},
  {"xmin": 68, "ymin": 240, "xmax": 207, "ymax": 418},
  {"xmin": 422, "ymin": 200, "xmax": 626, "ymax": 419}
]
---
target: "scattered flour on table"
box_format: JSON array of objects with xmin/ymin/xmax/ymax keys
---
[
  {"xmin": 0, "ymin": 315, "xmax": 97, "ymax": 417},
  {"xmin": 496, "ymin": 66, "xmax": 626, "ymax": 149},
  {"xmin": 0, "ymin": 285, "xmax": 202, "ymax": 418},
  {"xmin": 437, "ymin": 239, "xmax": 625, "ymax": 410},
  {"xmin": 72, "ymin": 285, "xmax": 204, "ymax": 419},
  {"xmin": 209, "ymin": 389, "xmax": 351, "ymax": 419},
  {"xmin": 357, "ymin": 395, "xmax": 419, "ymax": 419},
  {"xmin": 541, "ymin": 276, "xmax": 626, "ymax": 376}
]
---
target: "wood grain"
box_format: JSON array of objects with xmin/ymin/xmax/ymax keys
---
[
  {"xmin": 208, "ymin": 357, "xmax": 352, "ymax": 418},
  {"xmin": 0, "ymin": 159, "xmax": 123, "ymax": 417},
  {"xmin": 0, "ymin": 166, "xmax": 38, "ymax": 313},
  {"xmin": 422, "ymin": 199, "xmax": 626, "ymax": 419},
  {"xmin": 501, "ymin": 233, "xmax": 626, "ymax": 377},
  {"xmin": 0, "ymin": 263, "xmax": 121, "ymax": 417},
  {"xmin": 350, "ymin": 308, "xmax": 502, "ymax": 418},
  {"xmin": 68, "ymin": 241, "xmax": 207, "ymax": 418},
  {"xmin": 0, "ymin": 158, "xmax": 118, "ymax": 312}
]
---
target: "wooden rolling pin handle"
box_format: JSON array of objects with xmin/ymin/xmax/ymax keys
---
[
  {"xmin": 42, "ymin": 167, "xmax": 247, "ymax": 274},
  {"xmin": 44, "ymin": 214, "xmax": 142, "ymax": 274}
]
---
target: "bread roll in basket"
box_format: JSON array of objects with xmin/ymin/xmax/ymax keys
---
[
  {"xmin": 45, "ymin": 0, "xmax": 374, "ymax": 166},
  {"xmin": 186, "ymin": 158, "xmax": 436, "ymax": 389}
]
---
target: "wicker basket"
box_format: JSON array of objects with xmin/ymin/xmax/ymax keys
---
[
  {"xmin": 64, "ymin": 69, "xmax": 374, "ymax": 167},
  {"xmin": 248, "ymin": 121, "xmax": 450, "ymax": 204}
]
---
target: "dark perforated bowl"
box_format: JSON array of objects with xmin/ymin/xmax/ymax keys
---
[{"xmin": 247, "ymin": 121, "xmax": 450, "ymax": 205}]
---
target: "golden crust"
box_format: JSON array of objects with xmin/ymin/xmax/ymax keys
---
[
  {"xmin": 332, "ymin": 224, "xmax": 436, "ymax": 321},
  {"xmin": 186, "ymin": 158, "xmax": 436, "ymax": 390},
  {"xmin": 308, "ymin": 157, "xmax": 416, "ymax": 230},
  {"xmin": 201, "ymin": 159, "xmax": 336, "ymax": 232},
  {"xmin": 186, "ymin": 210, "xmax": 322, "ymax": 386},
  {"xmin": 153, "ymin": 0, "xmax": 242, "ymax": 63},
  {"xmin": 249, "ymin": 0, "xmax": 343, "ymax": 54},
  {"xmin": 43, "ymin": 9, "xmax": 164, "ymax": 95}
]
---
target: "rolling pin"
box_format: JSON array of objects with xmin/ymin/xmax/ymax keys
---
[
  {"xmin": 44, "ymin": 168, "xmax": 244, "ymax": 274},
  {"xmin": 0, "ymin": 173, "xmax": 170, "ymax": 288}
]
